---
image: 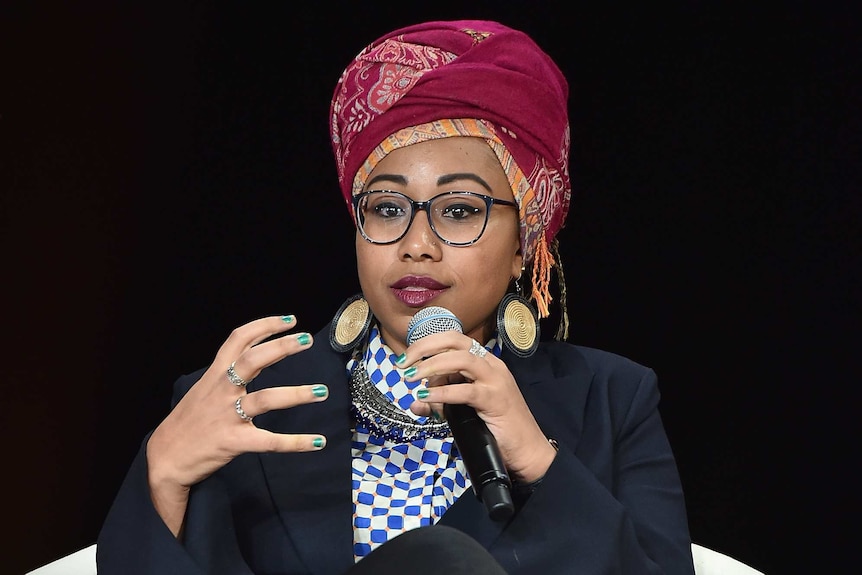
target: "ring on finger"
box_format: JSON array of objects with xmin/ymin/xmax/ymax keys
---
[
  {"xmin": 235, "ymin": 396, "xmax": 253, "ymax": 422},
  {"xmin": 227, "ymin": 361, "xmax": 248, "ymax": 387},
  {"xmin": 468, "ymin": 339, "xmax": 488, "ymax": 358}
]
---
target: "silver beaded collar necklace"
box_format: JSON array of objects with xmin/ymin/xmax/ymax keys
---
[{"xmin": 349, "ymin": 354, "xmax": 450, "ymax": 443}]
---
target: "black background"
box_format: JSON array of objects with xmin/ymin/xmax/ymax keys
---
[{"xmin": 3, "ymin": 2, "xmax": 859, "ymax": 573}]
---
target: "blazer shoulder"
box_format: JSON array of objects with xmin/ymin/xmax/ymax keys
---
[
  {"xmin": 540, "ymin": 340, "xmax": 654, "ymax": 381},
  {"xmin": 538, "ymin": 340, "xmax": 660, "ymax": 415}
]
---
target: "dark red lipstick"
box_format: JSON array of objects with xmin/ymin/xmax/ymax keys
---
[{"xmin": 390, "ymin": 275, "xmax": 449, "ymax": 307}]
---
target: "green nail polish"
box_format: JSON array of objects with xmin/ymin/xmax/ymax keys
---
[
  {"xmin": 297, "ymin": 333, "xmax": 311, "ymax": 346},
  {"xmin": 281, "ymin": 315, "xmax": 295, "ymax": 323},
  {"xmin": 395, "ymin": 353, "xmax": 407, "ymax": 365},
  {"xmin": 312, "ymin": 437, "xmax": 325, "ymax": 448},
  {"xmin": 431, "ymin": 409, "xmax": 441, "ymax": 421},
  {"xmin": 404, "ymin": 366, "xmax": 418, "ymax": 378},
  {"xmin": 312, "ymin": 384, "xmax": 328, "ymax": 398},
  {"xmin": 417, "ymin": 388, "xmax": 430, "ymax": 399}
]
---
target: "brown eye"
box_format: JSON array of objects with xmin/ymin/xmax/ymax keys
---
[{"xmin": 440, "ymin": 203, "xmax": 481, "ymax": 221}]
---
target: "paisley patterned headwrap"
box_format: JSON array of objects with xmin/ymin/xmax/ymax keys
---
[{"xmin": 330, "ymin": 20, "xmax": 571, "ymax": 320}]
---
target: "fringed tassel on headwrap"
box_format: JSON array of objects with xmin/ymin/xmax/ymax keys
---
[
  {"xmin": 530, "ymin": 236, "xmax": 570, "ymax": 342},
  {"xmin": 530, "ymin": 235, "xmax": 554, "ymax": 319}
]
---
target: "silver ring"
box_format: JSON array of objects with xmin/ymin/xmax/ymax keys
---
[
  {"xmin": 235, "ymin": 396, "xmax": 253, "ymax": 422},
  {"xmin": 468, "ymin": 339, "xmax": 488, "ymax": 358},
  {"xmin": 227, "ymin": 362, "xmax": 248, "ymax": 387}
]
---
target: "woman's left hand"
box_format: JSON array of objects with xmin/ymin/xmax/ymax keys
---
[{"xmin": 403, "ymin": 332, "xmax": 556, "ymax": 484}]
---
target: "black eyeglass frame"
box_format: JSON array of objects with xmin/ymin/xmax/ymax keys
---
[{"xmin": 352, "ymin": 190, "xmax": 518, "ymax": 246}]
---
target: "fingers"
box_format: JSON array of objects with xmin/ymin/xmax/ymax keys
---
[
  {"xmin": 408, "ymin": 398, "xmax": 446, "ymax": 422},
  {"xmin": 411, "ymin": 379, "xmax": 484, "ymax": 409},
  {"xmin": 247, "ymin": 430, "xmax": 327, "ymax": 454},
  {"xmin": 228, "ymin": 331, "xmax": 314, "ymax": 385},
  {"xmin": 230, "ymin": 396, "xmax": 327, "ymax": 453},
  {"xmin": 399, "ymin": 331, "xmax": 476, "ymax": 366},
  {"xmin": 399, "ymin": 333, "xmax": 510, "ymax": 414},
  {"xmin": 231, "ymin": 385, "xmax": 330, "ymax": 453},
  {"xmin": 215, "ymin": 315, "xmax": 308, "ymax": 371},
  {"xmin": 235, "ymin": 384, "xmax": 329, "ymax": 420},
  {"xmin": 214, "ymin": 315, "xmax": 314, "ymax": 385},
  {"xmin": 400, "ymin": 332, "xmax": 491, "ymax": 375},
  {"xmin": 404, "ymin": 347, "xmax": 493, "ymax": 386},
  {"xmin": 147, "ymin": 317, "xmax": 327, "ymax": 494}
]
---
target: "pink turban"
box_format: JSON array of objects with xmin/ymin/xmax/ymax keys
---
[{"xmin": 330, "ymin": 20, "xmax": 571, "ymax": 318}]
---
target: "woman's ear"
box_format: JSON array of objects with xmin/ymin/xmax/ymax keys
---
[{"xmin": 510, "ymin": 249, "xmax": 524, "ymax": 282}]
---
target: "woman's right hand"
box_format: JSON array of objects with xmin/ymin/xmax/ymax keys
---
[{"xmin": 145, "ymin": 315, "xmax": 327, "ymax": 536}]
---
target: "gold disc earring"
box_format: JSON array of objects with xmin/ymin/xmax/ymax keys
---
[
  {"xmin": 496, "ymin": 292, "xmax": 540, "ymax": 357},
  {"xmin": 329, "ymin": 293, "xmax": 373, "ymax": 353}
]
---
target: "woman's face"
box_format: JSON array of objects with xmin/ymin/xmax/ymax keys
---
[{"xmin": 355, "ymin": 137, "xmax": 523, "ymax": 354}]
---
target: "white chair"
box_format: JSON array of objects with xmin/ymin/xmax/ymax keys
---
[
  {"xmin": 692, "ymin": 543, "xmax": 765, "ymax": 574},
  {"xmin": 25, "ymin": 542, "xmax": 763, "ymax": 574},
  {"xmin": 24, "ymin": 544, "xmax": 96, "ymax": 575}
]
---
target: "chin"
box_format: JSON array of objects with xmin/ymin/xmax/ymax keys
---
[{"xmin": 370, "ymin": 306, "xmax": 409, "ymax": 345}]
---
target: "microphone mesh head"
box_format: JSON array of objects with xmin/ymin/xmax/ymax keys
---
[{"xmin": 406, "ymin": 306, "xmax": 463, "ymax": 345}]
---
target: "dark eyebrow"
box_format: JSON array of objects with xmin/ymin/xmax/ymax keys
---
[
  {"xmin": 365, "ymin": 174, "xmax": 407, "ymax": 188},
  {"xmin": 437, "ymin": 173, "xmax": 493, "ymax": 193},
  {"xmin": 365, "ymin": 172, "xmax": 493, "ymax": 193}
]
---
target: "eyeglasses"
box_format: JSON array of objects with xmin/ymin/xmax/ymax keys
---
[{"xmin": 352, "ymin": 190, "xmax": 518, "ymax": 246}]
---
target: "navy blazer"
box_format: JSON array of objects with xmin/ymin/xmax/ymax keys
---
[{"xmin": 98, "ymin": 323, "xmax": 695, "ymax": 574}]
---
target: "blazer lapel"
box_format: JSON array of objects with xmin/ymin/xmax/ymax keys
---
[
  {"xmin": 512, "ymin": 343, "xmax": 594, "ymax": 454},
  {"xmin": 252, "ymin": 343, "xmax": 356, "ymax": 574}
]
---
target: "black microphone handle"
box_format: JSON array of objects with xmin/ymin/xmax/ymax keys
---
[
  {"xmin": 405, "ymin": 306, "xmax": 513, "ymax": 521},
  {"xmin": 443, "ymin": 402, "xmax": 514, "ymax": 521}
]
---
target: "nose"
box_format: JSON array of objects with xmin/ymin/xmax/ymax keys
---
[{"xmin": 399, "ymin": 209, "xmax": 442, "ymax": 261}]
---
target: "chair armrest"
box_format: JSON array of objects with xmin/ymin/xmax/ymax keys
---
[{"xmin": 25, "ymin": 544, "xmax": 97, "ymax": 575}]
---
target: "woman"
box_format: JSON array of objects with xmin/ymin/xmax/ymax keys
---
[{"xmin": 98, "ymin": 19, "xmax": 695, "ymax": 574}]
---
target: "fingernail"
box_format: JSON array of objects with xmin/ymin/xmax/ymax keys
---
[
  {"xmin": 312, "ymin": 384, "xmax": 328, "ymax": 398},
  {"xmin": 297, "ymin": 333, "xmax": 311, "ymax": 346},
  {"xmin": 395, "ymin": 353, "xmax": 407, "ymax": 365},
  {"xmin": 416, "ymin": 388, "xmax": 430, "ymax": 400},
  {"xmin": 281, "ymin": 315, "xmax": 295, "ymax": 323},
  {"xmin": 404, "ymin": 366, "xmax": 418, "ymax": 378},
  {"xmin": 431, "ymin": 409, "xmax": 441, "ymax": 421},
  {"xmin": 312, "ymin": 437, "xmax": 325, "ymax": 449}
]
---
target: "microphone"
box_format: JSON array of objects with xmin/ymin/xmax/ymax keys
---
[{"xmin": 406, "ymin": 306, "xmax": 514, "ymax": 521}]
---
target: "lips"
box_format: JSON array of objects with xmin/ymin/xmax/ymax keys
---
[
  {"xmin": 390, "ymin": 275, "xmax": 449, "ymax": 307},
  {"xmin": 391, "ymin": 276, "xmax": 448, "ymax": 290}
]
